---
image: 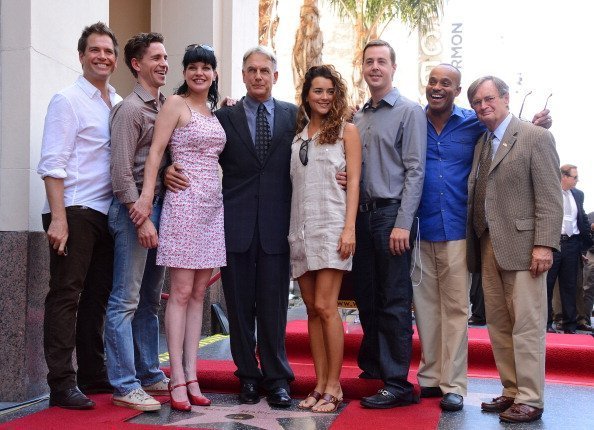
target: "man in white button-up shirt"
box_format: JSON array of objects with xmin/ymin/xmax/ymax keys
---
[
  {"xmin": 546, "ymin": 165, "xmax": 593, "ymax": 333},
  {"xmin": 37, "ymin": 22, "xmax": 121, "ymax": 410}
]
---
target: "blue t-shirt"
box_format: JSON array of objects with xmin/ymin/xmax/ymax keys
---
[{"xmin": 417, "ymin": 105, "xmax": 486, "ymax": 241}]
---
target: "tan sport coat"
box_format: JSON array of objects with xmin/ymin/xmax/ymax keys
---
[{"xmin": 466, "ymin": 115, "xmax": 563, "ymax": 272}]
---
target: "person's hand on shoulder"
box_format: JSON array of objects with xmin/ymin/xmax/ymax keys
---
[{"xmin": 532, "ymin": 109, "xmax": 552, "ymax": 129}]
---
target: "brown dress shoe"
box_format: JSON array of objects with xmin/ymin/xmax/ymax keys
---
[
  {"xmin": 499, "ymin": 403, "xmax": 543, "ymax": 423},
  {"xmin": 481, "ymin": 395, "xmax": 515, "ymax": 412}
]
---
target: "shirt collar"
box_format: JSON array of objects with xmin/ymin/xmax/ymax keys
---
[
  {"xmin": 423, "ymin": 103, "xmax": 466, "ymax": 120},
  {"xmin": 133, "ymin": 82, "xmax": 165, "ymax": 105},
  {"xmin": 244, "ymin": 94, "xmax": 274, "ymax": 114},
  {"xmin": 493, "ymin": 113, "xmax": 513, "ymax": 141},
  {"xmin": 76, "ymin": 75, "xmax": 116, "ymax": 99},
  {"xmin": 362, "ymin": 87, "xmax": 400, "ymax": 111}
]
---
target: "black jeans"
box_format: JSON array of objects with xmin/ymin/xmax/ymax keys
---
[
  {"xmin": 546, "ymin": 236, "xmax": 580, "ymax": 331},
  {"xmin": 42, "ymin": 206, "xmax": 113, "ymax": 392},
  {"xmin": 353, "ymin": 203, "xmax": 415, "ymax": 398}
]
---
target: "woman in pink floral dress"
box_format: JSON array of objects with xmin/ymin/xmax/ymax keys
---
[{"xmin": 132, "ymin": 44, "xmax": 225, "ymax": 411}]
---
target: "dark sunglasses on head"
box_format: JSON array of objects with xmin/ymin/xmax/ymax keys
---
[
  {"xmin": 186, "ymin": 43, "xmax": 214, "ymax": 52},
  {"xmin": 299, "ymin": 139, "xmax": 311, "ymax": 166}
]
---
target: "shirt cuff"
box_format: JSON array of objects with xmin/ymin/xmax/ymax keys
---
[
  {"xmin": 114, "ymin": 188, "xmax": 141, "ymax": 204},
  {"xmin": 39, "ymin": 168, "xmax": 67, "ymax": 179}
]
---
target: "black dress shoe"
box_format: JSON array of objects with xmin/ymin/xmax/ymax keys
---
[
  {"xmin": 546, "ymin": 325, "xmax": 557, "ymax": 333},
  {"xmin": 78, "ymin": 379, "xmax": 113, "ymax": 394},
  {"xmin": 420, "ymin": 386, "xmax": 442, "ymax": 398},
  {"xmin": 266, "ymin": 387, "xmax": 292, "ymax": 407},
  {"xmin": 577, "ymin": 323, "xmax": 593, "ymax": 332},
  {"xmin": 360, "ymin": 389, "xmax": 419, "ymax": 409},
  {"xmin": 49, "ymin": 387, "xmax": 95, "ymax": 410},
  {"xmin": 563, "ymin": 329, "xmax": 577, "ymax": 334},
  {"xmin": 468, "ymin": 316, "xmax": 486, "ymax": 326},
  {"xmin": 239, "ymin": 382, "xmax": 260, "ymax": 404},
  {"xmin": 440, "ymin": 393, "xmax": 463, "ymax": 411}
]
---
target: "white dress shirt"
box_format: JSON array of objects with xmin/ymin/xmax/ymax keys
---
[
  {"xmin": 37, "ymin": 76, "xmax": 122, "ymax": 215},
  {"xmin": 561, "ymin": 189, "xmax": 579, "ymax": 235}
]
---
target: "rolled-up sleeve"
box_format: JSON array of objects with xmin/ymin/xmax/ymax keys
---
[
  {"xmin": 37, "ymin": 94, "xmax": 78, "ymax": 179},
  {"xmin": 395, "ymin": 104, "xmax": 427, "ymax": 230}
]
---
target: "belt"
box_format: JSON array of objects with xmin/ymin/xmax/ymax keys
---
[
  {"xmin": 359, "ymin": 198, "xmax": 400, "ymax": 213},
  {"xmin": 153, "ymin": 195, "xmax": 163, "ymax": 205},
  {"xmin": 560, "ymin": 234, "xmax": 578, "ymax": 241}
]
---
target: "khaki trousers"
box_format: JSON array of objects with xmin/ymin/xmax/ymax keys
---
[
  {"xmin": 412, "ymin": 239, "xmax": 470, "ymax": 395},
  {"xmin": 480, "ymin": 233, "xmax": 547, "ymax": 408}
]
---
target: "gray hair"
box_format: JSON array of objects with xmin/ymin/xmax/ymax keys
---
[
  {"xmin": 242, "ymin": 46, "xmax": 277, "ymax": 72},
  {"xmin": 467, "ymin": 76, "xmax": 509, "ymax": 104}
]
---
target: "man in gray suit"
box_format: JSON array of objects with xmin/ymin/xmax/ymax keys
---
[{"xmin": 465, "ymin": 76, "xmax": 562, "ymax": 423}]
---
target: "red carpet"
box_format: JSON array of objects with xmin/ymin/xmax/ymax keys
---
[{"xmin": 3, "ymin": 321, "xmax": 593, "ymax": 430}]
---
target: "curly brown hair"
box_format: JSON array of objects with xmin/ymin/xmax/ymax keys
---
[{"xmin": 296, "ymin": 65, "xmax": 349, "ymax": 145}]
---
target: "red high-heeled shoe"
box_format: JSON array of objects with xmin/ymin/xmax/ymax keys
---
[
  {"xmin": 168, "ymin": 382, "xmax": 191, "ymax": 411},
  {"xmin": 186, "ymin": 380, "xmax": 211, "ymax": 406}
]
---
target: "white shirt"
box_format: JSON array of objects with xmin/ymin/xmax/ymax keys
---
[
  {"xmin": 491, "ymin": 113, "xmax": 513, "ymax": 159},
  {"xmin": 561, "ymin": 189, "xmax": 579, "ymax": 235},
  {"xmin": 37, "ymin": 76, "xmax": 122, "ymax": 215}
]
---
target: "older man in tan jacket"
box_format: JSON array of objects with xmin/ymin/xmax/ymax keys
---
[{"xmin": 465, "ymin": 76, "xmax": 562, "ymax": 424}]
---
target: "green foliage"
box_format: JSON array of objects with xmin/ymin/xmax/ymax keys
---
[{"xmin": 326, "ymin": 0, "xmax": 444, "ymax": 36}]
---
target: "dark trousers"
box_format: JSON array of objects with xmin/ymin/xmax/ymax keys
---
[
  {"xmin": 353, "ymin": 203, "xmax": 415, "ymax": 398},
  {"xmin": 469, "ymin": 272, "xmax": 486, "ymax": 321},
  {"xmin": 220, "ymin": 227, "xmax": 294, "ymax": 391},
  {"xmin": 42, "ymin": 207, "xmax": 113, "ymax": 392},
  {"xmin": 546, "ymin": 236, "xmax": 580, "ymax": 331}
]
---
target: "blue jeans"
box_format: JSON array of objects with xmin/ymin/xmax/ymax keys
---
[
  {"xmin": 353, "ymin": 203, "xmax": 415, "ymax": 398},
  {"xmin": 105, "ymin": 198, "xmax": 166, "ymax": 396}
]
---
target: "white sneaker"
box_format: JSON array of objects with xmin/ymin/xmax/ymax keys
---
[
  {"xmin": 142, "ymin": 377, "xmax": 170, "ymax": 396},
  {"xmin": 112, "ymin": 388, "xmax": 161, "ymax": 411}
]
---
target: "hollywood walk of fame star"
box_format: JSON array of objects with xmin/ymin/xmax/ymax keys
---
[{"xmin": 166, "ymin": 398, "xmax": 340, "ymax": 430}]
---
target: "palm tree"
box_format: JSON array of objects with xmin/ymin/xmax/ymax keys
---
[
  {"xmin": 292, "ymin": 0, "xmax": 324, "ymax": 103},
  {"xmin": 259, "ymin": 0, "xmax": 280, "ymax": 51},
  {"xmin": 326, "ymin": 0, "xmax": 444, "ymax": 105}
]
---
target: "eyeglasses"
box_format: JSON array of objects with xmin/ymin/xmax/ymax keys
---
[
  {"xmin": 566, "ymin": 174, "xmax": 578, "ymax": 181},
  {"xmin": 519, "ymin": 92, "xmax": 553, "ymax": 120},
  {"xmin": 518, "ymin": 91, "xmax": 532, "ymax": 119},
  {"xmin": 185, "ymin": 44, "xmax": 214, "ymax": 52},
  {"xmin": 470, "ymin": 95, "xmax": 499, "ymax": 109},
  {"xmin": 299, "ymin": 139, "xmax": 311, "ymax": 166}
]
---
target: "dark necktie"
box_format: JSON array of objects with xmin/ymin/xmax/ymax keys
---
[
  {"xmin": 255, "ymin": 103, "xmax": 271, "ymax": 164},
  {"xmin": 473, "ymin": 133, "xmax": 494, "ymax": 238}
]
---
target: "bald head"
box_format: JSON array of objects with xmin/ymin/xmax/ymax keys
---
[{"xmin": 426, "ymin": 63, "xmax": 462, "ymax": 116}]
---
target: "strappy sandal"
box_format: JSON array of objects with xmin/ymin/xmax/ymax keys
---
[
  {"xmin": 297, "ymin": 390, "xmax": 322, "ymax": 409},
  {"xmin": 312, "ymin": 392, "xmax": 342, "ymax": 413}
]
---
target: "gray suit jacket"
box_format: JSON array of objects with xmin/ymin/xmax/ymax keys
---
[{"xmin": 466, "ymin": 115, "xmax": 563, "ymax": 272}]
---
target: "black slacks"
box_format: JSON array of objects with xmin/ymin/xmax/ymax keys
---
[
  {"xmin": 42, "ymin": 206, "xmax": 113, "ymax": 392},
  {"xmin": 546, "ymin": 236, "xmax": 580, "ymax": 331},
  {"xmin": 220, "ymin": 227, "xmax": 294, "ymax": 391},
  {"xmin": 353, "ymin": 203, "xmax": 415, "ymax": 399}
]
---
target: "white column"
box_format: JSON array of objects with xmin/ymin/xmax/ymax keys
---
[{"xmin": 151, "ymin": 0, "xmax": 258, "ymax": 100}]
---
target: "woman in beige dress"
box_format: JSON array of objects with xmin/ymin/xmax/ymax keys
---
[{"xmin": 289, "ymin": 65, "xmax": 361, "ymax": 412}]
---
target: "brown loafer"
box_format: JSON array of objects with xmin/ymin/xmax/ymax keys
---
[
  {"xmin": 499, "ymin": 403, "xmax": 543, "ymax": 423},
  {"xmin": 481, "ymin": 395, "xmax": 515, "ymax": 412}
]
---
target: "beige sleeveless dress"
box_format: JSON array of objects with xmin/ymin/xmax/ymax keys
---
[{"xmin": 288, "ymin": 123, "xmax": 352, "ymax": 278}]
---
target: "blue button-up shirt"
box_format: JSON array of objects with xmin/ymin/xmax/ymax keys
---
[
  {"xmin": 417, "ymin": 105, "xmax": 485, "ymax": 241},
  {"xmin": 243, "ymin": 94, "xmax": 275, "ymax": 145}
]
